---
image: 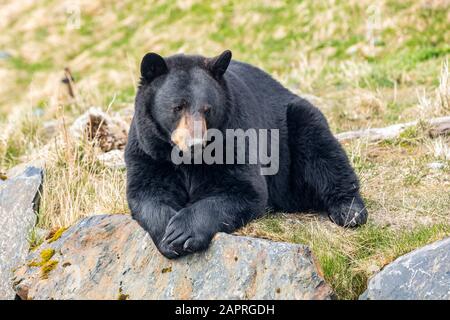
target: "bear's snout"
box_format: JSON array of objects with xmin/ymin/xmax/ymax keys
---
[{"xmin": 171, "ymin": 112, "xmax": 207, "ymax": 152}]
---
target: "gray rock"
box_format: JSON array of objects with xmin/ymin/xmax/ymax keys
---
[
  {"xmin": 0, "ymin": 51, "xmax": 12, "ymax": 60},
  {"xmin": 13, "ymin": 214, "xmax": 333, "ymax": 300},
  {"xmin": 96, "ymin": 149, "xmax": 125, "ymax": 169},
  {"xmin": 5, "ymin": 159, "xmax": 46, "ymax": 180},
  {"xmin": 427, "ymin": 162, "xmax": 445, "ymax": 170},
  {"xmin": 360, "ymin": 237, "xmax": 450, "ymax": 300},
  {"xmin": 0, "ymin": 166, "xmax": 43, "ymax": 299},
  {"xmin": 42, "ymin": 120, "xmax": 61, "ymax": 140}
]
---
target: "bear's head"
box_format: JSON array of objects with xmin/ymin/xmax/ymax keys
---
[{"xmin": 133, "ymin": 50, "xmax": 232, "ymax": 159}]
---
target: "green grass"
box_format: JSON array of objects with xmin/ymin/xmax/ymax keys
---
[{"xmin": 244, "ymin": 216, "xmax": 450, "ymax": 299}]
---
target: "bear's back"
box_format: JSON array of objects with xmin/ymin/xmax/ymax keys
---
[{"xmin": 226, "ymin": 60, "xmax": 296, "ymax": 109}]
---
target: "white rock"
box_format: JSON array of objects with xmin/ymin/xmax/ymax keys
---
[{"xmin": 97, "ymin": 149, "xmax": 125, "ymax": 169}]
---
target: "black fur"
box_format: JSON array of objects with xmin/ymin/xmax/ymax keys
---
[{"xmin": 125, "ymin": 51, "xmax": 368, "ymax": 259}]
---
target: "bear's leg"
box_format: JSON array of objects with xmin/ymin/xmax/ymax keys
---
[
  {"xmin": 160, "ymin": 175, "xmax": 267, "ymax": 257},
  {"xmin": 126, "ymin": 154, "xmax": 189, "ymax": 258},
  {"xmin": 287, "ymin": 99, "xmax": 368, "ymax": 227},
  {"xmin": 129, "ymin": 198, "xmax": 181, "ymax": 259}
]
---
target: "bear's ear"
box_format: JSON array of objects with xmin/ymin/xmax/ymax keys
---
[
  {"xmin": 208, "ymin": 50, "xmax": 232, "ymax": 79},
  {"xmin": 140, "ymin": 52, "xmax": 168, "ymax": 83}
]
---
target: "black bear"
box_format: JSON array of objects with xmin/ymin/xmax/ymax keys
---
[{"xmin": 125, "ymin": 50, "xmax": 367, "ymax": 259}]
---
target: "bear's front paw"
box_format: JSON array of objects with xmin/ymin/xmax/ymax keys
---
[
  {"xmin": 328, "ymin": 197, "xmax": 368, "ymax": 228},
  {"xmin": 158, "ymin": 210, "xmax": 214, "ymax": 259}
]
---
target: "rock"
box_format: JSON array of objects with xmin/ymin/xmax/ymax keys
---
[
  {"xmin": 427, "ymin": 162, "xmax": 445, "ymax": 170},
  {"xmin": 32, "ymin": 107, "xmax": 45, "ymax": 117},
  {"xmin": 42, "ymin": 120, "xmax": 62, "ymax": 140},
  {"xmin": 5, "ymin": 158, "xmax": 47, "ymax": 180},
  {"xmin": 360, "ymin": 237, "xmax": 450, "ymax": 300},
  {"xmin": 70, "ymin": 107, "xmax": 128, "ymax": 152},
  {"xmin": 0, "ymin": 166, "xmax": 43, "ymax": 299},
  {"xmin": 0, "ymin": 51, "xmax": 12, "ymax": 60},
  {"xmin": 13, "ymin": 214, "xmax": 332, "ymax": 300},
  {"xmin": 97, "ymin": 149, "xmax": 125, "ymax": 169}
]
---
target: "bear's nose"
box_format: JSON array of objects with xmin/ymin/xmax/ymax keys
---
[{"xmin": 171, "ymin": 112, "xmax": 207, "ymax": 152}]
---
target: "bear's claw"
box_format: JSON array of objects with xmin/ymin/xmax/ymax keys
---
[
  {"xmin": 328, "ymin": 197, "xmax": 368, "ymax": 228},
  {"xmin": 159, "ymin": 210, "xmax": 211, "ymax": 258}
]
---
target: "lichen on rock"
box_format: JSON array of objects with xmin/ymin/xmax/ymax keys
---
[
  {"xmin": 47, "ymin": 228, "xmax": 68, "ymax": 243},
  {"xmin": 27, "ymin": 248, "xmax": 59, "ymax": 280},
  {"xmin": 12, "ymin": 214, "xmax": 333, "ymax": 300}
]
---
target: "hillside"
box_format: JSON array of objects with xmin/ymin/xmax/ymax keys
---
[{"xmin": 0, "ymin": 0, "xmax": 449, "ymax": 299}]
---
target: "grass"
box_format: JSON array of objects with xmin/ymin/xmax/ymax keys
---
[
  {"xmin": 37, "ymin": 132, "xmax": 129, "ymax": 229},
  {"xmin": 239, "ymin": 134, "xmax": 450, "ymax": 299},
  {"xmin": 0, "ymin": 0, "xmax": 449, "ymax": 299}
]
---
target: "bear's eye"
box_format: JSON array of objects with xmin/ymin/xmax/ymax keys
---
[{"xmin": 173, "ymin": 105, "xmax": 184, "ymax": 113}]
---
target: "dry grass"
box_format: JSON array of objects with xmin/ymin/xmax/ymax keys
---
[
  {"xmin": 417, "ymin": 59, "xmax": 450, "ymax": 116},
  {"xmin": 0, "ymin": 0, "xmax": 449, "ymax": 299},
  {"xmin": 38, "ymin": 136, "xmax": 128, "ymax": 230}
]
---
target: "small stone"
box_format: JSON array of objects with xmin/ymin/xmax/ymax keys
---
[
  {"xmin": 42, "ymin": 120, "xmax": 61, "ymax": 140},
  {"xmin": 0, "ymin": 51, "xmax": 12, "ymax": 60},
  {"xmin": 13, "ymin": 214, "xmax": 333, "ymax": 300},
  {"xmin": 97, "ymin": 149, "xmax": 125, "ymax": 169},
  {"xmin": 427, "ymin": 162, "xmax": 445, "ymax": 170},
  {"xmin": 32, "ymin": 108, "xmax": 45, "ymax": 117}
]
